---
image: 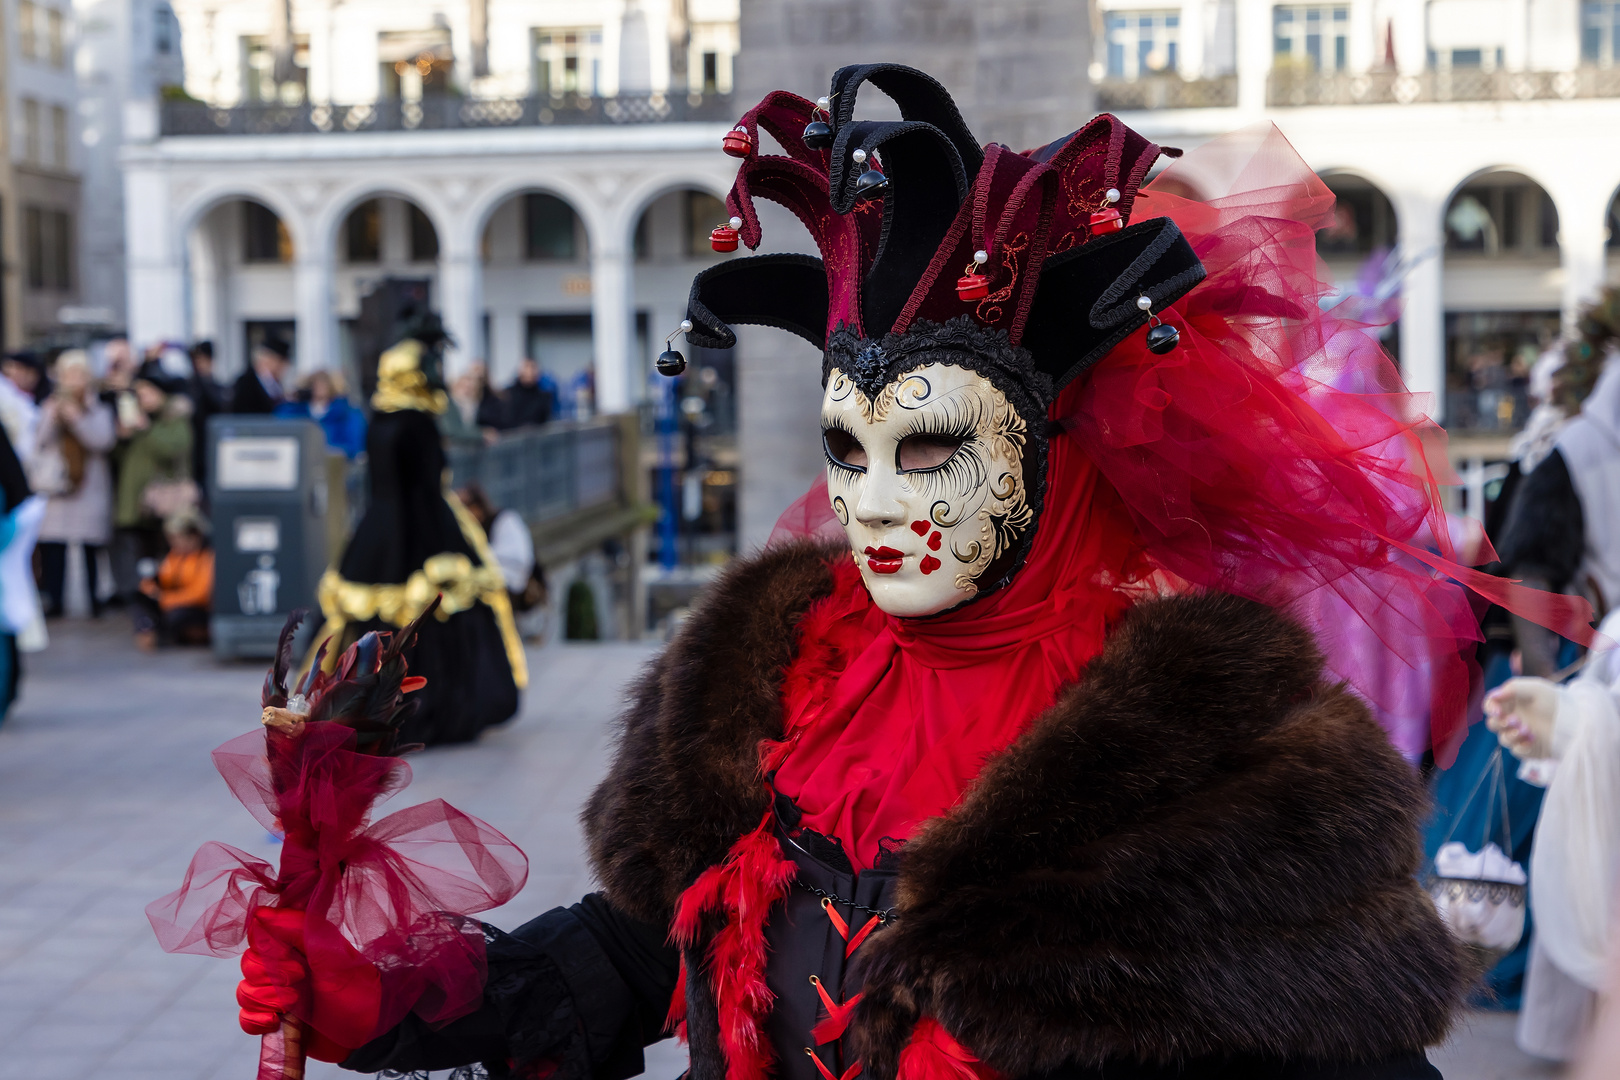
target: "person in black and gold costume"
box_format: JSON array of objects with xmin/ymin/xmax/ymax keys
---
[{"xmin": 312, "ymin": 325, "xmax": 525, "ymax": 746}]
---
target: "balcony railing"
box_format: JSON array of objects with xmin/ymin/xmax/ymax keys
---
[
  {"xmin": 1094, "ymin": 75, "xmax": 1239, "ymax": 110},
  {"xmin": 445, "ymin": 419, "xmax": 622, "ymax": 526},
  {"xmin": 161, "ymin": 91, "xmax": 737, "ymax": 136},
  {"xmin": 1268, "ymin": 66, "xmax": 1620, "ymax": 107}
]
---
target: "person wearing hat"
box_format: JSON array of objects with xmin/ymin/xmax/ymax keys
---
[
  {"xmin": 2, "ymin": 349, "xmax": 50, "ymax": 406},
  {"xmin": 132, "ymin": 509, "xmax": 213, "ymax": 649},
  {"xmin": 231, "ymin": 334, "xmax": 293, "ymax": 414},
  {"xmin": 112, "ymin": 371, "xmax": 194, "ymax": 607},
  {"xmin": 185, "ymin": 340, "xmax": 226, "ymax": 494}
]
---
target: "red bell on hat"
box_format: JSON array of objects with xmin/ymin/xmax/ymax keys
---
[
  {"xmin": 710, "ymin": 217, "xmax": 741, "ymax": 252},
  {"xmin": 957, "ymin": 250, "xmax": 991, "ymax": 301},
  {"xmin": 722, "ymin": 127, "xmax": 752, "ymax": 157},
  {"xmin": 1089, "ymin": 207, "xmax": 1122, "ymax": 234},
  {"xmin": 956, "ymin": 274, "xmax": 990, "ymax": 301}
]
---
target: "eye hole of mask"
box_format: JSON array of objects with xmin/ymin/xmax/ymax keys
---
[
  {"xmin": 897, "ymin": 434, "xmax": 966, "ymax": 472},
  {"xmin": 823, "ymin": 427, "xmax": 869, "ymax": 470}
]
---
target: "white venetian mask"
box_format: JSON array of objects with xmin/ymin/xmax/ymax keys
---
[{"xmin": 821, "ymin": 361, "xmax": 1033, "ymax": 618}]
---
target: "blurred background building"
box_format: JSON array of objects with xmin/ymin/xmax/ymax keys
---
[{"xmin": 14, "ymin": 0, "xmax": 1620, "ymax": 631}]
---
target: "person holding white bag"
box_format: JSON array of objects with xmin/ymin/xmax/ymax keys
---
[{"xmin": 1485, "ymin": 607, "xmax": 1620, "ymax": 1061}]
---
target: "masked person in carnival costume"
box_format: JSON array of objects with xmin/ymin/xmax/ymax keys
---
[
  {"xmin": 236, "ymin": 66, "xmax": 1597, "ymax": 1080},
  {"xmin": 313, "ymin": 317, "xmax": 526, "ymax": 746}
]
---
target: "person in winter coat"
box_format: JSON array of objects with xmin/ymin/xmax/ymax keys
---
[
  {"xmin": 33, "ymin": 350, "xmax": 115, "ymax": 617},
  {"xmin": 112, "ymin": 374, "xmax": 193, "ymax": 605},
  {"xmin": 224, "ymin": 66, "xmax": 1597, "ymax": 1080},
  {"xmin": 230, "ymin": 335, "xmax": 292, "ymax": 414},
  {"xmin": 133, "ymin": 510, "xmax": 214, "ymax": 649},
  {"xmin": 496, "ymin": 358, "xmax": 553, "ymax": 429},
  {"xmin": 275, "ymin": 370, "xmax": 367, "ymax": 459}
]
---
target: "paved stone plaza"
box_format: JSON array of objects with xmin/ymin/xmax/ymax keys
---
[{"xmin": 0, "ymin": 620, "xmax": 1567, "ymax": 1079}]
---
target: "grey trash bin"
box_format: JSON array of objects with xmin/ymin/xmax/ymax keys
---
[{"xmin": 208, "ymin": 417, "xmax": 329, "ymax": 659}]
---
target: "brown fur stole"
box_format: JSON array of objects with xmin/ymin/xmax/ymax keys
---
[{"xmin": 583, "ymin": 542, "xmax": 1469, "ymax": 1077}]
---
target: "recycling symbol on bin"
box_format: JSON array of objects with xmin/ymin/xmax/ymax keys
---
[{"xmin": 238, "ymin": 554, "xmax": 281, "ymax": 615}]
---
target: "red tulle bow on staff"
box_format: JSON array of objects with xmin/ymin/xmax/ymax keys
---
[{"xmin": 147, "ymin": 603, "xmax": 528, "ymax": 1079}]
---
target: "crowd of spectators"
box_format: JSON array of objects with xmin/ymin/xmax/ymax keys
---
[{"xmin": 0, "ymin": 339, "xmax": 566, "ymax": 658}]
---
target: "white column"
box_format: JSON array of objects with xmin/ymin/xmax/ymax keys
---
[
  {"xmin": 1396, "ymin": 192, "xmax": 1446, "ymax": 421},
  {"xmin": 590, "ymin": 239, "xmax": 635, "ymax": 414},
  {"xmin": 293, "ymin": 250, "xmax": 336, "ymax": 372},
  {"xmin": 1561, "ymin": 220, "xmax": 1610, "ymax": 335},
  {"xmin": 1391, "ymin": 0, "xmax": 1427, "ymax": 76},
  {"xmin": 124, "ymin": 166, "xmax": 187, "ymax": 348},
  {"xmin": 1179, "ymin": 1, "xmax": 1206, "ymax": 79},
  {"xmin": 439, "ymin": 245, "xmax": 484, "ymax": 378},
  {"xmin": 1234, "ymin": 0, "xmax": 1273, "ymax": 114}
]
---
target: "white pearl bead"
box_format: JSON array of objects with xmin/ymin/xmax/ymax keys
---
[
  {"xmin": 852, "ymin": 148, "xmax": 867, "ymax": 163},
  {"xmin": 1106, "ymin": 188, "xmax": 1121, "ymax": 203},
  {"xmin": 817, "ymin": 96, "xmax": 830, "ymax": 108},
  {"xmin": 973, "ymin": 250, "xmax": 988, "ymax": 264},
  {"xmin": 729, "ymin": 216, "xmax": 743, "ymax": 229},
  {"xmin": 1136, "ymin": 295, "xmax": 1153, "ymax": 311},
  {"xmin": 680, "ymin": 320, "xmax": 694, "ymax": 333}
]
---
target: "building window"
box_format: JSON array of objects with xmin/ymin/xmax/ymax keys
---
[
  {"xmin": 1273, "ymin": 5, "xmax": 1349, "ymax": 73},
  {"xmin": 379, "ymin": 31, "xmax": 454, "ymax": 99},
  {"xmin": 24, "ymin": 207, "xmax": 72, "ymax": 291},
  {"xmin": 18, "ymin": 0, "xmax": 35, "ymax": 59},
  {"xmin": 533, "ymin": 28, "xmax": 603, "ymax": 96},
  {"xmin": 243, "ymin": 201, "xmax": 292, "ymax": 263},
  {"xmin": 1445, "ymin": 311, "xmax": 1561, "ymax": 433},
  {"xmin": 46, "ymin": 7, "xmax": 64, "ymax": 66},
  {"xmin": 409, "ymin": 204, "xmax": 439, "ymax": 262},
  {"xmin": 525, "ymin": 194, "xmax": 579, "ymax": 260},
  {"xmin": 1446, "ymin": 178, "xmax": 1559, "ymax": 256},
  {"xmin": 1583, "ymin": 1, "xmax": 1620, "ymax": 65},
  {"xmin": 242, "ymin": 35, "xmax": 310, "ymax": 104},
  {"xmin": 345, "ymin": 200, "xmax": 381, "ymax": 263},
  {"xmin": 50, "ymin": 105, "xmax": 68, "ymax": 169},
  {"xmin": 1103, "ymin": 10, "xmax": 1180, "ymax": 79},
  {"xmin": 155, "ymin": 2, "xmax": 175, "ymax": 56},
  {"xmin": 685, "ymin": 191, "xmax": 728, "ymax": 257},
  {"xmin": 1316, "ymin": 175, "xmax": 1398, "ymax": 258},
  {"xmin": 687, "ymin": 22, "xmax": 738, "ymax": 94},
  {"xmin": 20, "ymin": 99, "xmax": 40, "ymax": 166}
]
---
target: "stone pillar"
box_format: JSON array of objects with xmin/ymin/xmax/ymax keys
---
[
  {"xmin": 735, "ymin": 324, "xmax": 825, "ymax": 553},
  {"xmin": 1396, "ymin": 192, "xmax": 1447, "ymax": 420},
  {"xmin": 1234, "ymin": 0, "xmax": 1272, "ymax": 113},
  {"xmin": 124, "ymin": 167, "xmax": 188, "ymax": 348},
  {"xmin": 439, "ymin": 244, "xmax": 484, "ymax": 378},
  {"xmin": 590, "ymin": 239, "xmax": 635, "ymax": 415},
  {"xmin": 293, "ymin": 250, "xmax": 336, "ymax": 372},
  {"xmin": 1555, "ymin": 186, "xmax": 1612, "ymax": 334}
]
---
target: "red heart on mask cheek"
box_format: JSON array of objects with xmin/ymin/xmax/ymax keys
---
[
  {"xmin": 920, "ymin": 555, "xmax": 942, "ymax": 575},
  {"xmin": 910, "ymin": 521, "xmax": 929, "ymax": 536},
  {"xmin": 928, "ymin": 532, "xmax": 941, "ymax": 550}
]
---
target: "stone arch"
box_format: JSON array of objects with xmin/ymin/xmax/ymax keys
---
[
  {"xmin": 1314, "ymin": 169, "xmax": 1400, "ymax": 258},
  {"xmin": 1442, "ymin": 167, "xmax": 1561, "ymax": 258},
  {"xmin": 1440, "ymin": 166, "xmax": 1565, "ymax": 434},
  {"xmin": 176, "ymin": 185, "xmax": 308, "ymax": 260},
  {"xmin": 618, "ymin": 173, "xmax": 734, "ymax": 255},
  {"xmin": 316, "ymin": 180, "xmax": 453, "ymax": 263},
  {"xmin": 466, "ymin": 178, "xmax": 601, "ymax": 259}
]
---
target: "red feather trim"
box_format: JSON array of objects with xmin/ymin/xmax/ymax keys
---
[
  {"xmin": 809, "ymin": 992, "xmax": 860, "ymax": 1045},
  {"xmin": 895, "ymin": 1019, "xmax": 1001, "ymax": 1080},
  {"xmin": 671, "ymin": 811, "xmax": 798, "ymax": 1080}
]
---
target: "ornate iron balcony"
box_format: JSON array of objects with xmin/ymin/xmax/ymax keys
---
[
  {"xmin": 1094, "ymin": 75, "xmax": 1239, "ymax": 111},
  {"xmin": 160, "ymin": 92, "xmax": 738, "ymax": 136},
  {"xmin": 1268, "ymin": 66, "xmax": 1620, "ymax": 107}
]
